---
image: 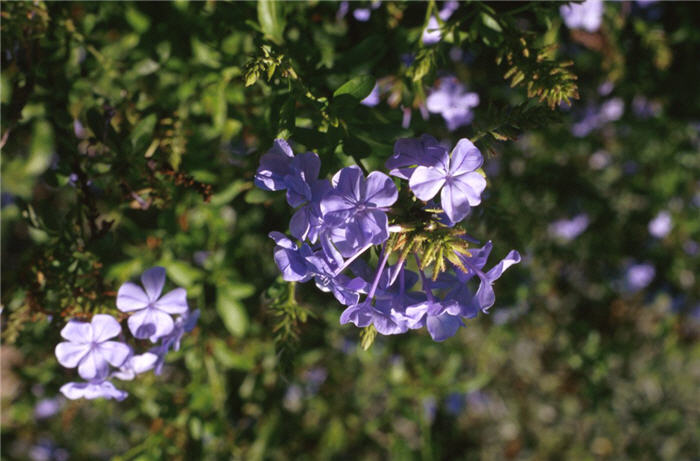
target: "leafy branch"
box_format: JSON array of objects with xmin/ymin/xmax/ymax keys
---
[{"xmin": 498, "ymin": 38, "xmax": 579, "ymax": 109}]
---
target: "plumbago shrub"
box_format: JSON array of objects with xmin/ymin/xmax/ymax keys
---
[{"xmin": 2, "ymin": 1, "xmax": 699, "ymax": 460}]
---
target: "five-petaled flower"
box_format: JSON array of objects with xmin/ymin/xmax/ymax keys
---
[
  {"xmin": 321, "ymin": 166, "xmax": 398, "ymax": 257},
  {"xmin": 55, "ymin": 314, "xmax": 131, "ymax": 381},
  {"xmin": 116, "ymin": 266, "xmax": 189, "ymax": 342},
  {"xmin": 426, "ymin": 76, "xmax": 479, "ymax": 131},
  {"xmin": 409, "ymin": 138, "xmax": 487, "ymax": 224}
]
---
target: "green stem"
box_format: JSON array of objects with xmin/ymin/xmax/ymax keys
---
[{"xmin": 286, "ymin": 281, "xmax": 296, "ymax": 304}]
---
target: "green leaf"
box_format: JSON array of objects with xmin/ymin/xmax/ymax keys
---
[
  {"xmin": 209, "ymin": 180, "xmax": 251, "ymax": 207},
  {"xmin": 217, "ymin": 285, "xmax": 249, "ymax": 337},
  {"xmin": 342, "ymin": 136, "xmax": 371, "ymax": 159},
  {"xmin": 130, "ymin": 113, "xmax": 157, "ymax": 153},
  {"xmin": 165, "ymin": 261, "xmax": 204, "ymax": 287},
  {"xmin": 244, "ymin": 188, "xmax": 270, "ymax": 204},
  {"xmin": 333, "ymin": 75, "xmax": 376, "ymax": 100},
  {"xmin": 257, "ymin": 0, "xmax": 286, "ymax": 45},
  {"xmin": 227, "ymin": 282, "xmax": 256, "ymax": 299},
  {"xmin": 125, "ymin": 7, "xmax": 150, "ymax": 33},
  {"xmin": 191, "ymin": 37, "xmax": 221, "ymax": 68},
  {"xmin": 481, "ymin": 12, "xmax": 502, "ymax": 33},
  {"xmin": 133, "ymin": 59, "xmax": 160, "ymax": 76},
  {"xmin": 26, "ymin": 121, "xmax": 53, "ymax": 176}
]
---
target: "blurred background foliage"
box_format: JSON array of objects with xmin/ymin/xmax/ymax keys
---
[{"xmin": 1, "ymin": 1, "xmax": 699, "ymax": 460}]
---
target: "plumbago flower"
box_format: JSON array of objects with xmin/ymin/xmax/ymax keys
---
[
  {"xmin": 55, "ymin": 315, "xmax": 131, "ymax": 381},
  {"xmin": 321, "ymin": 166, "xmax": 398, "ymax": 256},
  {"xmin": 560, "ymin": 0, "xmax": 604, "ymax": 33},
  {"xmin": 55, "ymin": 267, "xmax": 198, "ymax": 400},
  {"xmin": 426, "ymin": 76, "xmax": 480, "ymax": 131},
  {"xmin": 408, "ymin": 138, "xmax": 487, "ymax": 223},
  {"xmin": 55, "ymin": 314, "xmax": 131, "ymax": 400},
  {"xmin": 256, "ymin": 136, "xmax": 520, "ymax": 342},
  {"xmin": 116, "ymin": 267, "xmax": 188, "ymax": 341}
]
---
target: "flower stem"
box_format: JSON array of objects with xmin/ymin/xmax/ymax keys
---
[{"xmin": 367, "ymin": 243, "xmax": 392, "ymax": 300}]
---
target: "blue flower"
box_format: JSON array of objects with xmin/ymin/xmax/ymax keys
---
[
  {"xmin": 648, "ymin": 210, "xmax": 672, "ymax": 238},
  {"xmin": 253, "ymin": 139, "xmax": 295, "ymax": 191},
  {"xmin": 321, "ymin": 166, "xmax": 398, "ymax": 257},
  {"xmin": 624, "ymin": 263, "xmax": 655, "ymax": 292},
  {"xmin": 452, "ymin": 242, "xmax": 521, "ymax": 314},
  {"xmin": 426, "ymin": 77, "xmax": 479, "ymax": 131},
  {"xmin": 560, "ymin": 0, "xmax": 603, "ymax": 33},
  {"xmin": 385, "ymin": 134, "xmax": 446, "ymax": 180},
  {"xmin": 54, "ymin": 314, "xmax": 131, "ymax": 381},
  {"xmin": 409, "ymin": 138, "xmax": 486, "ymax": 224},
  {"xmin": 116, "ymin": 267, "xmax": 189, "ymax": 342},
  {"xmin": 549, "ymin": 214, "xmax": 590, "ymax": 241}
]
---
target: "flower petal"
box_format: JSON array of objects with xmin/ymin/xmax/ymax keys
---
[
  {"xmin": 78, "ymin": 350, "xmax": 110, "ymax": 381},
  {"xmin": 292, "ymin": 152, "xmax": 321, "ymax": 183},
  {"xmin": 90, "ymin": 314, "xmax": 122, "ymax": 342},
  {"xmin": 339, "ymin": 302, "xmax": 373, "ymax": 327},
  {"xmin": 474, "ymin": 278, "xmax": 496, "ymax": 312},
  {"xmin": 387, "ymin": 134, "xmax": 442, "ymax": 173},
  {"xmin": 60, "ymin": 320, "xmax": 92, "ymax": 343},
  {"xmin": 320, "ymin": 194, "xmax": 355, "ymax": 226},
  {"xmin": 131, "ymin": 352, "xmax": 159, "ymax": 374},
  {"xmin": 273, "ymin": 245, "xmax": 311, "ymax": 282},
  {"xmin": 331, "ymin": 166, "xmax": 364, "ymax": 200},
  {"xmin": 60, "ymin": 381, "xmax": 127, "ymax": 401},
  {"xmin": 183, "ymin": 309, "xmax": 200, "ymax": 333},
  {"xmin": 141, "ymin": 267, "xmax": 166, "ymax": 301},
  {"xmin": 485, "ymin": 250, "xmax": 521, "ymax": 283},
  {"xmin": 55, "ymin": 342, "xmax": 90, "ymax": 368},
  {"xmin": 440, "ymin": 181, "xmax": 473, "ymax": 224},
  {"xmin": 362, "ymin": 209, "xmax": 389, "ymax": 245},
  {"xmin": 450, "ymin": 139, "xmax": 483, "ymax": 175},
  {"xmin": 253, "ymin": 139, "xmax": 296, "ymax": 191},
  {"xmin": 128, "ymin": 308, "xmax": 174, "ymax": 341},
  {"xmin": 372, "ymin": 309, "xmax": 408, "ymax": 335},
  {"xmin": 154, "ymin": 288, "xmax": 189, "ymax": 314},
  {"xmin": 409, "ymin": 166, "xmax": 446, "ymax": 201},
  {"xmin": 269, "ymin": 231, "xmax": 296, "ymax": 249},
  {"xmin": 461, "ymin": 241, "xmax": 493, "ymax": 272},
  {"xmin": 289, "ymin": 206, "xmax": 311, "ymax": 241},
  {"xmin": 116, "ymin": 282, "xmax": 150, "ymax": 312},
  {"xmin": 365, "ymin": 171, "xmax": 398, "ymax": 207},
  {"xmin": 453, "ymin": 172, "xmax": 486, "ymax": 206},
  {"xmin": 59, "ymin": 382, "xmax": 89, "ymax": 400},
  {"xmin": 426, "ymin": 90, "xmax": 450, "ymax": 114},
  {"xmin": 426, "ymin": 313, "xmax": 463, "ymax": 341},
  {"xmin": 269, "ymin": 138, "xmax": 294, "ymax": 158},
  {"xmin": 97, "ymin": 341, "xmax": 131, "ymax": 367},
  {"xmin": 284, "ymin": 173, "xmax": 312, "ymax": 208}
]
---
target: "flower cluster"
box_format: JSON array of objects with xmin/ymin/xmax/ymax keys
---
[
  {"xmin": 54, "ymin": 267, "xmax": 198, "ymax": 400},
  {"xmin": 256, "ymin": 136, "xmax": 520, "ymax": 341}
]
